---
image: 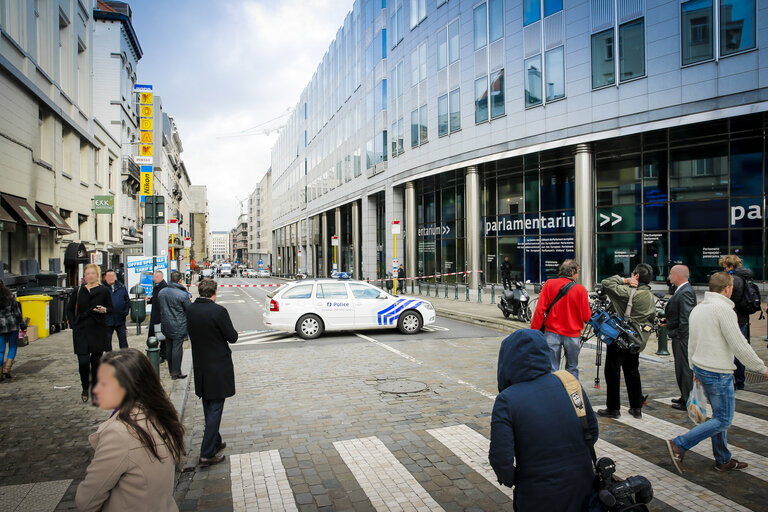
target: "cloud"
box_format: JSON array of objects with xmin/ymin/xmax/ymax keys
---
[{"xmin": 129, "ymin": 0, "xmax": 351, "ymax": 231}]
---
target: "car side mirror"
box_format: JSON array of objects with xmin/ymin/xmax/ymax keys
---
[{"xmin": 377, "ymin": 293, "xmax": 388, "ymax": 299}]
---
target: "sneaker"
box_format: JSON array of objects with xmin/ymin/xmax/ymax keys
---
[
  {"xmin": 597, "ymin": 408, "xmax": 620, "ymax": 419},
  {"xmin": 666, "ymin": 439, "xmax": 685, "ymax": 474},
  {"xmin": 715, "ymin": 459, "xmax": 748, "ymax": 472}
]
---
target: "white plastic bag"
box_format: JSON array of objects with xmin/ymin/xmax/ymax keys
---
[{"xmin": 687, "ymin": 379, "xmax": 708, "ymax": 425}]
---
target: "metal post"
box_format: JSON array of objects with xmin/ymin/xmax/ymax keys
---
[
  {"xmin": 656, "ymin": 325, "xmax": 670, "ymax": 356},
  {"xmin": 405, "ymin": 182, "xmax": 417, "ymax": 285},
  {"xmin": 574, "ymin": 144, "xmax": 595, "ymax": 291},
  {"xmin": 491, "ymin": 284, "xmax": 495, "ymax": 304},
  {"xmin": 455, "ymin": 283, "xmax": 458, "ymax": 300},
  {"xmin": 444, "ymin": 282, "xmax": 448, "ymax": 298},
  {"xmin": 465, "ymin": 284, "xmax": 470, "ymax": 302},
  {"xmin": 465, "ymin": 167, "xmax": 481, "ymax": 289},
  {"xmin": 418, "ymin": 279, "xmax": 422, "ymax": 295},
  {"xmin": 146, "ymin": 336, "xmax": 160, "ymax": 376},
  {"xmin": 478, "ymin": 284, "xmax": 482, "ymax": 303},
  {"xmin": 435, "ymin": 282, "xmax": 438, "ymax": 298},
  {"xmin": 426, "ymin": 282, "xmax": 430, "ymax": 296},
  {"xmin": 411, "ymin": 279, "xmax": 414, "ymax": 294}
]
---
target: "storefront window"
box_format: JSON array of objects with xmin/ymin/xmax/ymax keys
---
[
  {"xmin": 497, "ymin": 172, "xmax": 524, "ymax": 215},
  {"xmin": 730, "ymin": 229, "xmax": 764, "ymax": 280},
  {"xmin": 670, "ymin": 144, "xmax": 728, "ymax": 200},
  {"xmin": 597, "ymin": 233, "xmax": 641, "ymax": 282},
  {"xmin": 644, "ymin": 203, "xmax": 667, "ymax": 231},
  {"xmin": 730, "ymin": 197, "xmax": 763, "ymax": 229},
  {"xmin": 540, "ymin": 165, "xmax": 574, "ymax": 210},
  {"xmin": 643, "ymin": 151, "xmax": 668, "ymax": 203},
  {"xmin": 670, "ymin": 199, "xmax": 728, "ymax": 229},
  {"xmin": 730, "ymin": 138, "xmax": 762, "ymax": 196},
  {"xmin": 596, "ymin": 156, "xmax": 641, "ymax": 206},
  {"xmin": 498, "ymin": 237, "xmax": 524, "ymax": 281},
  {"xmin": 484, "ymin": 237, "xmax": 498, "ymax": 283},
  {"xmin": 643, "ymin": 232, "xmax": 669, "ymax": 282},
  {"xmin": 670, "ymin": 230, "xmax": 728, "ymax": 283}
]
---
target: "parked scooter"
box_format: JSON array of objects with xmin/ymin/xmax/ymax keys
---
[{"xmin": 497, "ymin": 281, "xmax": 532, "ymax": 322}]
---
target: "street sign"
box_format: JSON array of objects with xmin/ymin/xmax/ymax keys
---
[
  {"xmin": 331, "ymin": 236, "xmax": 339, "ymax": 246},
  {"xmin": 133, "ymin": 156, "xmax": 152, "ymax": 165},
  {"xmin": 93, "ymin": 195, "xmax": 114, "ymax": 214},
  {"xmin": 184, "ymin": 237, "xmax": 191, "ymax": 248},
  {"xmin": 391, "ymin": 220, "xmax": 401, "ymax": 235},
  {"xmin": 140, "ymin": 166, "xmax": 153, "ymax": 196},
  {"xmin": 168, "ymin": 218, "xmax": 179, "ymax": 235},
  {"xmin": 91, "ymin": 252, "xmax": 103, "ymax": 265},
  {"xmin": 133, "ymin": 84, "xmax": 153, "ymax": 92}
]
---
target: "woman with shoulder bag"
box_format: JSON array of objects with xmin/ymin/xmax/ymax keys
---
[
  {"xmin": 0, "ymin": 281, "xmax": 26, "ymax": 380},
  {"xmin": 67, "ymin": 264, "xmax": 113, "ymax": 405},
  {"xmin": 76, "ymin": 349, "xmax": 184, "ymax": 512}
]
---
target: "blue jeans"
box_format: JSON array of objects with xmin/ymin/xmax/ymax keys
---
[
  {"xmin": 673, "ymin": 366, "xmax": 734, "ymax": 465},
  {"xmin": 2, "ymin": 331, "xmax": 18, "ymax": 362},
  {"xmin": 545, "ymin": 331, "xmax": 581, "ymax": 379}
]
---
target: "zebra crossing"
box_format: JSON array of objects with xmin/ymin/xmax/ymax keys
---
[
  {"xmin": 234, "ymin": 325, "xmax": 451, "ymax": 346},
  {"xmin": 227, "ymin": 391, "xmax": 768, "ymax": 512}
]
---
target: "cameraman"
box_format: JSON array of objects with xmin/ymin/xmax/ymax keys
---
[
  {"xmin": 490, "ymin": 329, "xmax": 601, "ymax": 512},
  {"xmin": 598, "ymin": 264, "xmax": 656, "ymax": 419}
]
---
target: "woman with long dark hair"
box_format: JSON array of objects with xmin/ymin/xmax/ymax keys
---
[
  {"xmin": 67, "ymin": 263, "xmax": 112, "ymax": 405},
  {"xmin": 0, "ymin": 281, "xmax": 25, "ymax": 380},
  {"xmin": 76, "ymin": 349, "xmax": 185, "ymax": 511}
]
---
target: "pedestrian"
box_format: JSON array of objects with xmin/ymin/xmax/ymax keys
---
[
  {"xmin": 489, "ymin": 329, "xmax": 600, "ymax": 512},
  {"xmin": 67, "ymin": 264, "xmax": 113, "ymax": 405},
  {"xmin": 102, "ymin": 269, "xmax": 130, "ymax": 351},
  {"xmin": 598, "ymin": 264, "xmax": 656, "ymax": 419},
  {"xmin": 500, "ymin": 256, "xmax": 513, "ymax": 290},
  {"xmin": 156, "ymin": 271, "xmax": 190, "ymax": 379},
  {"xmin": 75, "ymin": 349, "xmax": 185, "ymax": 511},
  {"xmin": 397, "ymin": 264, "xmax": 405, "ymax": 292},
  {"xmin": 530, "ymin": 260, "xmax": 591, "ymax": 379},
  {"xmin": 186, "ymin": 278, "xmax": 239, "ymax": 467},
  {"xmin": 719, "ymin": 255, "xmax": 755, "ymax": 390},
  {"xmin": 115, "ymin": 263, "xmax": 125, "ymax": 285},
  {"xmin": 147, "ymin": 270, "xmax": 168, "ymax": 362},
  {"xmin": 666, "ymin": 271, "xmax": 768, "ymax": 474},
  {"xmin": 0, "ymin": 282, "xmax": 26, "ymax": 381},
  {"xmin": 662, "ymin": 265, "xmax": 697, "ymax": 411}
]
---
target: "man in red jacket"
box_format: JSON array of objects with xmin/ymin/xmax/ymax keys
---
[{"xmin": 531, "ymin": 260, "xmax": 592, "ymax": 379}]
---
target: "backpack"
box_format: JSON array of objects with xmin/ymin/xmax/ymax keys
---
[{"xmin": 736, "ymin": 275, "xmax": 762, "ymax": 317}]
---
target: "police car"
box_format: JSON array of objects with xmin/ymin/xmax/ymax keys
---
[{"xmin": 262, "ymin": 277, "xmax": 436, "ymax": 339}]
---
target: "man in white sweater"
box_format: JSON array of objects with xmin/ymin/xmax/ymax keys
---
[{"xmin": 666, "ymin": 272, "xmax": 768, "ymax": 473}]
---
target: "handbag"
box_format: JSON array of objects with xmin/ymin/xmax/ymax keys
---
[{"xmin": 17, "ymin": 330, "xmax": 29, "ymax": 347}]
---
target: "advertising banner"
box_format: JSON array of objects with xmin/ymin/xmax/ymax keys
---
[{"xmin": 126, "ymin": 256, "xmax": 168, "ymax": 299}]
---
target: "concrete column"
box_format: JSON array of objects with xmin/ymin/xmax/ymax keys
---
[
  {"xmin": 351, "ymin": 200, "xmax": 360, "ymax": 279},
  {"xmin": 361, "ymin": 194, "xmax": 378, "ymax": 280},
  {"xmin": 321, "ymin": 212, "xmax": 328, "ymax": 276},
  {"xmin": 405, "ymin": 181, "xmax": 417, "ymax": 281},
  {"xmin": 465, "ymin": 166, "xmax": 481, "ymax": 289},
  {"xmin": 385, "ymin": 182, "xmax": 405, "ymax": 278},
  {"xmin": 334, "ymin": 207, "xmax": 341, "ymax": 272},
  {"xmin": 574, "ymin": 143, "xmax": 595, "ymax": 291}
]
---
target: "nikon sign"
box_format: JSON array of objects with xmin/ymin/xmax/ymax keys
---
[{"xmin": 94, "ymin": 195, "xmax": 115, "ymax": 214}]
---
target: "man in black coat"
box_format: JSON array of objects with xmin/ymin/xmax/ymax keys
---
[
  {"xmin": 186, "ymin": 278, "xmax": 238, "ymax": 467},
  {"xmin": 147, "ymin": 271, "xmax": 168, "ymax": 362},
  {"xmin": 103, "ymin": 269, "xmax": 130, "ymax": 350},
  {"xmin": 500, "ymin": 256, "xmax": 513, "ymax": 290},
  {"xmin": 663, "ymin": 264, "xmax": 697, "ymax": 410}
]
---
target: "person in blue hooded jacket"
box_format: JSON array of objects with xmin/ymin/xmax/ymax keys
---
[{"xmin": 489, "ymin": 329, "xmax": 600, "ymax": 512}]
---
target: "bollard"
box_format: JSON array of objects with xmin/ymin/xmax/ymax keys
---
[
  {"xmin": 426, "ymin": 282, "xmax": 430, "ymax": 296},
  {"xmin": 491, "ymin": 284, "xmax": 496, "ymax": 304},
  {"xmin": 478, "ymin": 284, "xmax": 482, "ymax": 303},
  {"xmin": 435, "ymin": 282, "xmax": 439, "ymax": 298},
  {"xmin": 465, "ymin": 284, "xmax": 470, "ymax": 302},
  {"xmin": 455, "ymin": 283, "xmax": 458, "ymax": 300},
  {"xmin": 146, "ymin": 336, "xmax": 160, "ymax": 376},
  {"xmin": 655, "ymin": 324, "xmax": 670, "ymax": 356},
  {"xmin": 411, "ymin": 280, "xmax": 414, "ymax": 294},
  {"xmin": 445, "ymin": 282, "xmax": 448, "ymax": 298},
  {"xmin": 418, "ymin": 280, "xmax": 422, "ymax": 295}
]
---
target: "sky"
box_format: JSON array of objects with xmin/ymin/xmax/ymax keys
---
[{"xmin": 128, "ymin": 0, "xmax": 352, "ymax": 231}]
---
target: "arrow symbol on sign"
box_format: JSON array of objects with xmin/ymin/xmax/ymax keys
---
[
  {"xmin": 443, "ymin": 225, "xmax": 451, "ymax": 235},
  {"xmin": 611, "ymin": 213, "xmax": 622, "ymax": 226},
  {"xmin": 599, "ymin": 213, "xmax": 611, "ymax": 227}
]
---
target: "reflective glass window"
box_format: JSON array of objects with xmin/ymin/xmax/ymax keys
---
[
  {"xmin": 410, "ymin": 109, "xmax": 419, "ymax": 147},
  {"xmin": 730, "ymin": 198, "xmax": 763, "ymax": 228},
  {"xmin": 489, "ymin": 0, "xmax": 503, "ymax": 43},
  {"xmin": 670, "ymin": 200, "xmax": 728, "ymax": 229},
  {"xmin": 670, "ymin": 230, "xmax": 729, "ymax": 282},
  {"xmin": 596, "ymin": 205, "xmax": 641, "ymax": 232},
  {"xmin": 545, "ymin": 47, "xmax": 565, "ymax": 101},
  {"xmin": 596, "ymin": 156, "xmax": 641, "ymax": 206},
  {"xmin": 524, "ymin": 0, "xmax": 541, "ymax": 26},
  {"xmin": 490, "ymin": 69, "xmax": 505, "ymax": 118},
  {"xmin": 524, "ymin": 56, "xmax": 542, "ymax": 107},
  {"xmin": 731, "ymin": 229, "xmax": 764, "ymax": 280},
  {"xmin": 643, "ymin": 232, "xmax": 669, "ymax": 281},
  {"xmin": 498, "ymin": 237, "xmax": 524, "ymax": 280},
  {"xmin": 597, "ymin": 233, "xmax": 641, "ymax": 281},
  {"xmin": 497, "ymin": 174, "xmax": 524, "ymax": 215},
  {"xmin": 448, "ymin": 20, "xmax": 460, "ymax": 63},
  {"xmin": 619, "ymin": 19, "xmax": 645, "ymax": 81},
  {"xmin": 730, "ymin": 138, "xmax": 762, "ymax": 196},
  {"xmin": 591, "ymin": 29, "xmax": 615, "ymax": 88},
  {"xmin": 524, "ymin": 169, "xmax": 539, "ymax": 212},
  {"xmin": 545, "ymin": 0, "xmax": 563, "ymax": 17},
  {"xmin": 475, "ymin": 76, "xmax": 489, "ymax": 123},
  {"xmin": 449, "ymin": 88, "xmax": 461, "ymax": 132},
  {"xmin": 523, "ymin": 236, "xmax": 541, "ymax": 282},
  {"xmin": 540, "ymin": 166, "xmax": 574, "ymax": 210},
  {"xmin": 720, "ymin": 0, "xmax": 756, "ymax": 56},
  {"xmin": 397, "ymin": 117, "xmax": 404, "ymax": 153},
  {"xmin": 419, "ymin": 104, "xmax": 428, "ymax": 143},
  {"xmin": 644, "ymin": 203, "xmax": 667, "ymax": 231},
  {"xmin": 643, "ymin": 151, "xmax": 668, "ymax": 203},
  {"xmin": 419, "ymin": 43, "xmax": 427, "ymax": 80},
  {"xmin": 670, "ymin": 145, "xmax": 728, "ymax": 200},
  {"xmin": 438, "ymin": 27, "xmax": 448, "ymax": 70},
  {"xmin": 682, "ymin": 0, "xmax": 713, "ymax": 65},
  {"xmin": 438, "ymin": 94, "xmax": 449, "ymax": 137},
  {"xmin": 474, "ymin": 3, "xmax": 487, "ymax": 50}
]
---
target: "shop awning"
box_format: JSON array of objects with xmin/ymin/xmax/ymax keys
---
[
  {"xmin": 36, "ymin": 202, "xmax": 75, "ymax": 234},
  {"xmin": 1, "ymin": 194, "xmax": 49, "ymax": 229},
  {"xmin": 0, "ymin": 204, "xmax": 16, "ymax": 232},
  {"xmin": 64, "ymin": 242, "xmax": 89, "ymax": 265}
]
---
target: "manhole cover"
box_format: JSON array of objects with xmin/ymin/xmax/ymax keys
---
[{"xmin": 377, "ymin": 380, "xmax": 428, "ymax": 394}]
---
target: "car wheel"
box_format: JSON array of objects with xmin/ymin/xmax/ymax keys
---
[
  {"xmin": 398, "ymin": 310, "xmax": 422, "ymax": 334},
  {"xmin": 296, "ymin": 314, "xmax": 324, "ymax": 340}
]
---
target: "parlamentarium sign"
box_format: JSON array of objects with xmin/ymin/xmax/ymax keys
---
[{"xmin": 485, "ymin": 212, "xmax": 575, "ymax": 236}]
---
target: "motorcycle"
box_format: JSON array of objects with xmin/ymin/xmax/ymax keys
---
[{"xmin": 497, "ymin": 281, "xmax": 532, "ymax": 322}]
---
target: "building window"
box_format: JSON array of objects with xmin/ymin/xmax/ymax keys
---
[
  {"xmin": 681, "ymin": 0, "xmax": 755, "ymax": 65},
  {"xmin": 438, "ymin": 19, "xmax": 459, "ymax": 70},
  {"xmin": 475, "ymin": 77, "xmax": 489, "ymax": 123},
  {"xmin": 590, "ymin": 1, "xmax": 645, "ymax": 88},
  {"xmin": 619, "ymin": 19, "xmax": 645, "ymax": 81},
  {"xmin": 410, "ymin": 0, "xmax": 426, "ymax": 29},
  {"xmin": 524, "ymin": 56, "xmax": 542, "ymax": 107},
  {"xmin": 411, "ymin": 109, "xmax": 419, "ymax": 147},
  {"xmin": 411, "ymin": 105, "xmax": 428, "ymax": 147},
  {"xmin": 449, "ymin": 88, "xmax": 461, "ymax": 132},
  {"xmin": 524, "ymin": 0, "xmax": 563, "ymax": 106},
  {"xmin": 438, "ymin": 27, "xmax": 448, "ymax": 70},
  {"xmin": 375, "ymin": 79, "xmax": 387, "ymax": 112},
  {"xmin": 524, "ymin": 0, "xmax": 541, "ymax": 25},
  {"xmin": 591, "ymin": 29, "xmax": 614, "ymax": 88},
  {"xmin": 411, "ymin": 42, "xmax": 427, "ymax": 86},
  {"xmin": 438, "ymin": 94, "xmax": 449, "ymax": 136},
  {"xmin": 682, "ymin": 0, "xmax": 713, "ymax": 65},
  {"xmin": 490, "ymin": 69, "xmax": 505, "ymax": 117},
  {"xmin": 489, "ymin": 0, "xmax": 504, "ymax": 42},
  {"xmin": 473, "ymin": 3, "xmax": 487, "ymax": 50},
  {"xmin": 391, "ymin": 2, "xmax": 404, "ymax": 48},
  {"xmin": 720, "ymin": 0, "xmax": 755, "ymax": 55},
  {"xmin": 545, "ymin": 46, "xmax": 565, "ymax": 101}
]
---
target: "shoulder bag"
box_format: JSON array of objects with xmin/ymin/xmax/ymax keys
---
[{"xmin": 539, "ymin": 279, "xmax": 577, "ymax": 333}]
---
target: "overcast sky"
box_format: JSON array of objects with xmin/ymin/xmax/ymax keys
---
[{"xmin": 128, "ymin": 0, "xmax": 352, "ymax": 231}]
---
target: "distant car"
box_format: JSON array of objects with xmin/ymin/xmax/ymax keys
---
[
  {"xmin": 244, "ymin": 269, "xmax": 257, "ymax": 278},
  {"xmin": 220, "ymin": 264, "xmax": 232, "ymax": 278},
  {"xmin": 258, "ymin": 269, "xmax": 271, "ymax": 278},
  {"xmin": 263, "ymin": 278, "xmax": 436, "ymax": 339},
  {"xmin": 201, "ymin": 268, "xmax": 214, "ymax": 278}
]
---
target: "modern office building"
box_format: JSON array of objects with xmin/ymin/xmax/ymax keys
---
[
  {"xmin": 209, "ymin": 230, "xmax": 229, "ymax": 261},
  {"xmin": 248, "ymin": 169, "xmax": 273, "ymax": 270},
  {"xmin": 270, "ymin": 0, "xmax": 768, "ymax": 287}
]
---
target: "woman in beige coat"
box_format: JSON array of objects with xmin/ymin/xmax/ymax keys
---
[{"xmin": 76, "ymin": 349, "xmax": 185, "ymax": 512}]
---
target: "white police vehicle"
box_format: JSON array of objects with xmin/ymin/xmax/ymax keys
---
[{"xmin": 262, "ymin": 276, "xmax": 436, "ymax": 339}]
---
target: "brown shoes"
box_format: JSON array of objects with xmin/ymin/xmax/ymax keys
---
[
  {"xmin": 666, "ymin": 439, "xmax": 685, "ymax": 474},
  {"xmin": 715, "ymin": 459, "xmax": 748, "ymax": 472},
  {"xmin": 198, "ymin": 455, "xmax": 225, "ymax": 467}
]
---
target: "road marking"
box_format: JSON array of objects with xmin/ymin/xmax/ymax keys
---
[
  {"xmin": 334, "ymin": 437, "xmax": 444, "ymax": 512},
  {"xmin": 736, "ymin": 390, "xmax": 768, "ymax": 408},
  {"xmin": 656, "ymin": 397, "xmax": 768, "ymax": 436},
  {"xmin": 595, "ymin": 406, "xmax": 768, "ymax": 482},
  {"xmin": 422, "ymin": 325, "xmax": 450, "ymax": 332},
  {"xmin": 230, "ymin": 450, "xmax": 298, "ymax": 512},
  {"xmin": 236, "ymin": 331, "xmax": 301, "ymax": 346},
  {"xmin": 427, "ymin": 425, "xmax": 513, "ymax": 501},
  {"xmin": 218, "ymin": 300, "xmax": 246, "ymax": 304},
  {"xmin": 355, "ymin": 333, "xmax": 423, "ymax": 365},
  {"xmin": 0, "ymin": 479, "xmax": 71, "ymax": 512}
]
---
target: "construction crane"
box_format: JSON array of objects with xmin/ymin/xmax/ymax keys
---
[{"xmin": 216, "ymin": 108, "xmax": 292, "ymax": 139}]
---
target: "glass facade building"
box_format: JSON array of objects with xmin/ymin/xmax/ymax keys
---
[{"xmin": 270, "ymin": 0, "xmax": 767, "ymax": 287}]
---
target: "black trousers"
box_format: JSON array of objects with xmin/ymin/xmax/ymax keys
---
[
  {"xmin": 604, "ymin": 343, "xmax": 644, "ymax": 410},
  {"xmin": 201, "ymin": 398, "xmax": 225, "ymax": 458},
  {"xmin": 166, "ymin": 338, "xmax": 184, "ymax": 376},
  {"xmin": 671, "ymin": 335, "xmax": 693, "ymax": 403},
  {"xmin": 502, "ymin": 276, "xmax": 512, "ymax": 290},
  {"xmin": 77, "ymin": 352, "xmax": 102, "ymax": 392},
  {"xmin": 734, "ymin": 324, "xmax": 749, "ymax": 389},
  {"xmin": 106, "ymin": 323, "xmax": 128, "ymax": 351}
]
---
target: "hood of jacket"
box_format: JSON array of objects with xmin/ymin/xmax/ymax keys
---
[
  {"xmin": 168, "ymin": 282, "xmax": 187, "ymax": 292},
  {"xmin": 497, "ymin": 329, "xmax": 551, "ymax": 393},
  {"xmin": 733, "ymin": 267, "xmax": 753, "ymax": 280}
]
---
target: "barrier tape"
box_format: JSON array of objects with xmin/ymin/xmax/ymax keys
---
[
  {"xmin": 188, "ymin": 270, "xmax": 484, "ymax": 287},
  {"xmin": 189, "ymin": 283, "xmax": 285, "ymax": 288}
]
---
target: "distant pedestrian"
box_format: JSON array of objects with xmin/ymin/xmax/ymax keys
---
[
  {"xmin": 67, "ymin": 264, "xmax": 113, "ymax": 405},
  {"xmin": 156, "ymin": 271, "xmax": 191, "ymax": 379},
  {"xmin": 666, "ymin": 272, "xmax": 768, "ymax": 474},
  {"xmin": 662, "ymin": 265, "xmax": 697, "ymax": 410},
  {"xmin": 0, "ymin": 282, "xmax": 26, "ymax": 381},
  {"xmin": 397, "ymin": 264, "xmax": 405, "ymax": 292},
  {"xmin": 186, "ymin": 279, "xmax": 239, "ymax": 467},
  {"xmin": 530, "ymin": 260, "xmax": 591, "ymax": 379},
  {"xmin": 116, "ymin": 263, "xmax": 125, "ymax": 285},
  {"xmin": 102, "ymin": 269, "xmax": 130, "ymax": 351},
  {"xmin": 719, "ymin": 255, "xmax": 756, "ymax": 390},
  {"xmin": 500, "ymin": 256, "xmax": 513, "ymax": 290},
  {"xmin": 75, "ymin": 349, "xmax": 184, "ymax": 512},
  {"xmin": 147, "ymin": 271, "xmax": 168, "ymax": 362}
]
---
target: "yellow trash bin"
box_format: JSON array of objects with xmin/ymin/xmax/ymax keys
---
[{"xmin": 16, "ymin": 295, "xmax": 52, "ymax": 339}]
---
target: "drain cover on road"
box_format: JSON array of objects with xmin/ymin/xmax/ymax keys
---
[{"xmin": 377, "ymin": 380, "xmax": 428, "ymax": 394}]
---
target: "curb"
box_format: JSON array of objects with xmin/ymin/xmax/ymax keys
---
[{"xmin": 169, "ymin": 349, "xmax": 193, "ymax": 419}]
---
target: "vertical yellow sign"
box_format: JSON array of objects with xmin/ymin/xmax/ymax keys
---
[{"xmin": 140, "ymin": 171, "xmax": 153, "ymax": 196}]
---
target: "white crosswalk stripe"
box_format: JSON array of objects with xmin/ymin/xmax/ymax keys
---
[
  {"xmin": 656, "ymin": 397, "xmax": 768, "ymax": 436},
  {"xmin": 230, "ymin": 450, "xmax": 298, "ymax": 512},
  {"xmin": 236, "ymin": 331, "xmax": 301, "ymax": 345},
  {"xmin": 736, "ymin": 390, "xmax": 768, "ymax": 408},
  {"xmin": 421, "ymin": 325, "xmax": 450, "ymax": 332}
]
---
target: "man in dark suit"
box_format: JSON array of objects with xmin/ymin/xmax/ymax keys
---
[
  {"xmin": 663, "ymin": 265, "xmax": 697, "ymax": 411},
  {"xmin": 186, "ymin": 278, "xmax": 238, "ymax": 467},
  {"xmin": 147, "ymin": 271, "xmax": 168, "ymax": 362}
]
